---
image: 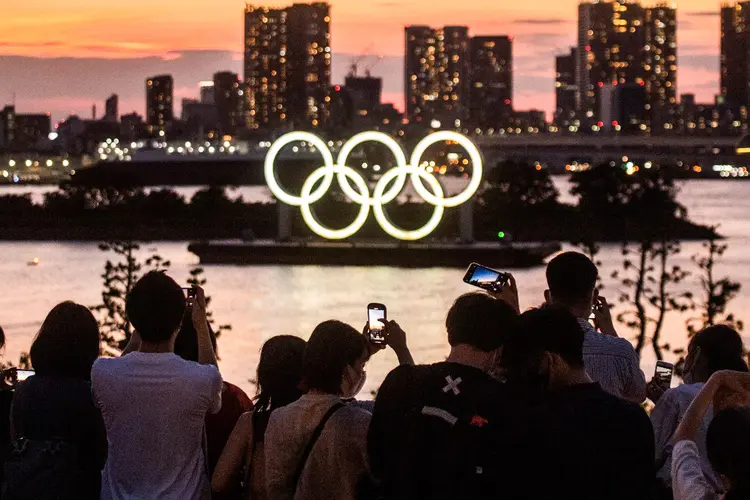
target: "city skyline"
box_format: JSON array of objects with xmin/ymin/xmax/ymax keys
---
[{"xmin": 0, "ymin": 1, "xmax": 724, "ymax": 122}]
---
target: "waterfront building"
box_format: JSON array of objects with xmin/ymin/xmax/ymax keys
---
[
  {"xmin": 645, "ymin": 4, "xmax": 678, "ymax": 134},
  {"xmin": 104, "ymin": 94, "xmax": 119, "ymax": 123},
  {"xmin": 555, "ymin": 48, "xmax": 578, "ymax": 130},
  {"xmin": 468, "ymin": 36, "xmax": 513, "ymax": 130},
  {"xmin": 200, "ymin": 81, "xmax": 216, "ymax": 106},
  {"xmin": 146, "ymin": 74, "xmax": 174, "ymax": 136},
  {"xmin": 721, "ymin": 2, "xmax": 750, "ymax": 124},
  {"xmin": 405, "ymin": 25, "xmax": 470, "ymax": 124},
  {"xmin": 213, "ymin": 71, "xmax": 244, "ymax": 136},
  {"xmin": 0, "ymin": 106, "xmax": 50, "ymax": 152},
  {"xmin": 244, "ymin": 2, "xmax": 331, "ymax": 130}
]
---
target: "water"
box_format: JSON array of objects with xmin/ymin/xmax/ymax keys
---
[{"xmin": 1, "ymin": 178, "xmax": 750, "ymax": 398}]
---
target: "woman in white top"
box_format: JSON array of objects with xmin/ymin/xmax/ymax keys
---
[
  {"xmin": 670, "ymin": 370, "xmax": 750, "ymax": 500},
  {"xmin": 649, "ymin": 325, "xmax": 748, "ymax": 493}
]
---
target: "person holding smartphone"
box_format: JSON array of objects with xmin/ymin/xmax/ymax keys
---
[{"xmin": 650, "ymin": 325, "xmax": 749, "ymax": 497}]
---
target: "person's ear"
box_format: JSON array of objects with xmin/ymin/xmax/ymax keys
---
[{"xmin": 544, "ymin": 290, "xmax": 551, "ymax": 304}]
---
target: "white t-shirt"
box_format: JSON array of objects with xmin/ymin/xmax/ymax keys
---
[{"xmin": 92, "ymin": 352, "xmax": 223, "ymax": 500}]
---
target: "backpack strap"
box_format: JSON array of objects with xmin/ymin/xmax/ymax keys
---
[{"xmin": 293, "ymin": 401, "xmax": 345, "ymax": 492}]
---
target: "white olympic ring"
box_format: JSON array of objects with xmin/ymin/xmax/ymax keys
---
[{"xmin": 264, "ymin": 130, "xmax": 484, "ymax": 241}]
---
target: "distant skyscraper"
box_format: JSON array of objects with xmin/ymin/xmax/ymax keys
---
[
  {"xmin": 405, "ymin": 25, "xmax": 470, "ymax": 123},
  {"xmin": 0, "ymin": 106, "xmax": 50, "ymax": 151},
  {"xmin": 555, "ymin": 48, "xmax": 578, "ymax": 129},
  {"xmin": 244, "ymin": 3, "xmax": 331, "ymax": 130},
  {"xmin": 645, "ymin": 4, "xmax": 677, "ymax": 134},
  {"xmin": 213, "ymin": 71, "xmax": 244, "ymax": 135},
  {"xmin": 721, "ymin": 2, "xmax": 750, "ymax": 119},
  {"xmin": 146, "ymin": 74, "xmax": 173, "ymax": 135},
  {"xmin": 104, "ymin": 94, "xmax": 119, "ymax": 122},
  {"xmin": 468, "ymin": 36, "xmax": 513, "ymax": 129},
  {"xmin": 577, "ymin": 0, "xmax": 672, "ymax": 133},
  {"xmin": 200, "ymin": 82, "xmax": 216, "ymax": 105}
]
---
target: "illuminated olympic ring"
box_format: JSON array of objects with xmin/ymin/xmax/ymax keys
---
[{"xmin": 264, "ymin": 130, "xmax": 484, "ymax": 241}]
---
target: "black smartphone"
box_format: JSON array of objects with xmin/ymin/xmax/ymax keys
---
[
  {"xmin": 463, "ymin": 263, "xmax": 509, "ymax": 292},
  {"xmin": 182, "ymin": 287, "xmax": 197, "ymax": 305},
  {"xmin": 16, "ymin": 369, "xmax": 35, "ymax": 382},
  {"xmin": 655, "ymin": 361, "xmax": 674, "ymax": 390},
  {"xmin": 367, "ymin": 303, "xmax": 387, "ymax": 345}
]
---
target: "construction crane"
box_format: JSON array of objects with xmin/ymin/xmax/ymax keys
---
[
  {"xmin": 363, "ymin": 55, "xmax": 384, "ymax": 78},
  {"xmin": 348, "ymin": 43, "xmax": 374, "ymax": 78}
]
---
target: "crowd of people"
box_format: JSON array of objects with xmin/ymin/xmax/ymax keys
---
[{"xmin": 1, "ymin": 251, "xmax": 749, "ymax": 500}]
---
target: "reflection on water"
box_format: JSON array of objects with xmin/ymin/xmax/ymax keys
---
[{"xmin": 1, "ymin": 178, "xmax": 749, "ymax": 397}]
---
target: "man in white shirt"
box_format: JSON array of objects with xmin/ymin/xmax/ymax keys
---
[
  {"xmin": 92, "ymin": 272, "xmax": 222, "ymax": 500},
  {"xmin": 545, "ymin": 252, "xmax": 647, "ymax": 403}
]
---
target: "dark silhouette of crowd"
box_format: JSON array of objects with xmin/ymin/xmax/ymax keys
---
[{"xmin": 1, "ymin": 252, "xmax": 750, "ymax": 500}]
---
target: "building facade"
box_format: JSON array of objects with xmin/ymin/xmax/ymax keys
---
[
  {"xmin": 721, "ymin": 2, "xmax": 750, "ymax": 123},
  {"xmin": 244, "ymin": 3, "xmax": 331, "ymax": 131},
  {"xmin": 405, "ymin": 25, "xmax": 470, "ymax": 124},
  {"xmin": 104, "ymin": 94, "xmax": 119, "ymax": 123},
  {"xmin": 645, "ymin": 4, "xmax": 677, "ymax": 134},
  {"xmin": 468, "ymin": 36, "xmax": 513, "ymax": 130},
  {"xmin": 146, "ymin": 74, "xmax": 174, "ymax": 135},
  {"xmin": 213, "ymin": 71, "xmax": 244, "ymax": 136},
  {"xmin": 555, "ymin": 48, "xmax": 578, "ymax": 129}
]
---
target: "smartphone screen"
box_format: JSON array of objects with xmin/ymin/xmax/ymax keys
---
[
  {"xmin": 16, "ymin": 369, "xmax": 35, "ymax": 382},
  {"xmin": 463, "ymin": 263, "xmax": 507, "ymax": 292},
  {"xmin": 367, "ymin": 303, "xmax": 387, "ymax": 344},
  {"xmin": 182, "ymin": 287, "xmax": 196, "ymax": 305},
  {"xmin": 655, "ymin": 362, "xmax": 674, "ymax": 389}
]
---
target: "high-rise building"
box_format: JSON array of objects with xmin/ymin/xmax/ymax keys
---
[
  {"xmin": 468, "ymin": 36, "xmax": 513, "ymax": 130},
  {"xmin": 555, "ymin": 48, "xmax": 578, "ymax": 129},
  {"xmin": 577, "ymin": 0, "xmax": 675, "ymax": 133},
  {"xmin": 0, "ymin": 106, "xmax": 15, "ymax": 148},
  {"xmin": 104, "ymin": 94, "xmax": 119, "ymax": 122},
  {"xmin": 405, "ymin": 25, "xmax": 470, "ymax": 123},
  {"xmin": 645, "ymin": 4, "xmax": 677, "ymax": 134},
  {"xmin": 200, "ymin": 81, "xmax": 216, "ymax": 105},
  {"xmin": 0, "ymin": 106, "xmax": 50, "ymax": 151},
  {"xmin": 244, "ymin": 3, "xmax": 331, "ymax": 130},
  {"xmin": 344, "ymin": 76, "xmax": 382, "ymax": 116},
  {"xmin": 213, "ymin": 71, "xmax": 244, "ymax": 135},
  {"xmin": 721, "ymin": 2, "xmax": 750, "ymax": 120},
  {"xmin": 146, "ymin": 74, "xmax": 174, "ymax": 135}
]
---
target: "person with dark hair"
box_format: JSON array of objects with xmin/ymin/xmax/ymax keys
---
[
  {"xmin": 368, "ymin": 284, "xmax": 520, "ymax": 500},
  {"xmin": 5, "ymin": 302, "xmax": 105, "ymax": 499},
  {"xmin": 501, "ymin": 306, "xmax": 654, "ymax": 500},
  {"xmin": 651, "ymin": 325, "xmax": 748, "ymax": 493},
  {"xmin": 265, "ymin": 319, "xmax": 409, "ymax": 500},
  {"xmin": 212, "ymin": 335, "xmax": 307, "ymax": 499},
  {"xmin": 91, "ymin": 273, "xmax": 222, "ymax": 500},
  {"xmin": 545, "ymin": 251, "xmax": 647, "ymax": 403},
  {"xmin": 173, "ymin": 311, "xmax": 253, "ymax": 480},
  {"xmin": 670, "ymin": 370, "xmax": 750, "ymax": 499}
]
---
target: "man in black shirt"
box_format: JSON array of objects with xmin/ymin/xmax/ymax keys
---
[
  {"xmin": 367, "ymin": 289, "xmax": 519, "ymax": 500},
  {"xmin": 501, "ymin": 306, "xmax": 655, "ymax": 500}
]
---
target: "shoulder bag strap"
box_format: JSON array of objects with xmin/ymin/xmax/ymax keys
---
[{"xmin": 292, "ymin": 402, "xmax": 345, "ymax": 492}]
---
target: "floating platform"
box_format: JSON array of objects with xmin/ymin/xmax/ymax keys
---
[{"xmin": 187, "ymin": 240, "xmax": 561, "ymax": 268}]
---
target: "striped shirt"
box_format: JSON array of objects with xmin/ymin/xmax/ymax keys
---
[{"xmin": 578, "ymin": 319, "xmax": 647, "ymax": 403}]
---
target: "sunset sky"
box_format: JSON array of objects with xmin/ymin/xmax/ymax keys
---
[{"xmin": 0, "ymin": 0, "xmax": 722, "ymax": 122}]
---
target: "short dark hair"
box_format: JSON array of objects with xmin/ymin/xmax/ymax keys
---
[
  {"xmin": 502, "ymin": 306, "xmax": 585, "ymax": 382},
  {"xmin": 446, "ymin": 293, "xmax": 518, "ymax": 352},
  {"xmin": 546, "ymin": 252, "xmax": 598, "ymax": 305},
  {"xmin": 707, "ymin": 407, "xmax": 750, "ymax": 496},
  {"xmin": 30, "ymin": 302, "xmax": 100, "ymax": 379},
  {"xmin": 126, "ymin": 271, "xmax": 186, "ymax": 343},
  {"xmin": 173, "ymin": 310, "xmax": 218, "ymax": 363},
  {"xmin": 690, "ymin": 325, "xmax": 748, "ymax": 375},
  {"xmin": 0, "ymin": 325, "xmax": 5, "ymax": 351},
  {"xmin": 303, "ymin": 320, "xmax": 367, "ymax": 394}
]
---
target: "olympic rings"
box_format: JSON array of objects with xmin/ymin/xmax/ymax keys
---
[{"xmin": 264, "ymin": 130, "xmax": 484, "ymax": 241}]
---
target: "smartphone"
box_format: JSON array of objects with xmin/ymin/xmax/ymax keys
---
[
  {"xmin": 655, "ymin": 361, "xmax": 674, "ymax": 390},
  {"xmin": 182, "ymin": 287, "xmax": 197, "ymax": 305},
  {"xmin": 463, "ymin": 263, "xmax": 509, "ymax": 293},
  {"xmin": 367, "ymin": 303, "xmax": 387, "ymax": 345},
  {"xmin": 16, "ymin": 369, "xmax": 34, "ymax": 382}
]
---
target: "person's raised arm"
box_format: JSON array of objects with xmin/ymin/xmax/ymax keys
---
[
  {"xmin": 384, "ymin": 320, "xmax": 414, "ymax": 366},
  {"xmin": 489, "ymin": 273, "xmax": 520, "ymax": 314},
  {"xmin": 192, "ymin": 287, "xmax": 218, "ymax": 367},
  {"xmin": 671, "ymin": 370, "xmax": 750, "ymax": 445},
  {"xmin": 212, "ymin": 412, "xmax": 254, "ymax": 493}
]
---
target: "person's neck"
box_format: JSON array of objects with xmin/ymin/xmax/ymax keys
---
[
  {"xmin": 138, "ymin": 340, "xmax": 173, "ymax": 354},
  {"xmin": 446, "ymin": 345, "xmax": 491, "ymax": 373},
  {"xmin": 549, "ymin": 298, "xmax": 591, "ymax": 320},
  {"xmin": 307, "ymin": 388, "xmax": 339, "ymax": 397}
]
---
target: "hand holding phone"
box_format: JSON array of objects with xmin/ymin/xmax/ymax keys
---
[
  {"xmin": 463, "ymin": 263, "xmax": 509, "ymax": 293},
  {"xmin": 655, "ymin": 361, "xmax": 674, "ymax": 390},
  {"xmin": 367, "ymin": 303, "xmax": 387, "ymax": 345}
]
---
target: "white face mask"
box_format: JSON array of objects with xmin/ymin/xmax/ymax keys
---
[{"xmin": 341, "ymin": 365, "xmax": 366, "ymax": 399}]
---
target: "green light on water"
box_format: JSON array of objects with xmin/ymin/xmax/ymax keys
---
[{"xmin": 498, "ymin": 231, "xmax": 506, "ymax": 239}]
